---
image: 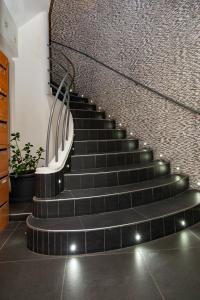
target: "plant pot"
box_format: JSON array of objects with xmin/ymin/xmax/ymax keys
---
[{"xmin": 10, "ymin": 173, "xmax": 36, "ymax": 202}]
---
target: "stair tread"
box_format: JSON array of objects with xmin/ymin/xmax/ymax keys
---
[
  {"xmin": 56, "ymin": 174, "xmax": 186, "ymax": 199},
  {"xmin": 65, "ymin": 160, "xmax": 168, "ymax": 175},
  {"xmin": 72, "ymin": 148, "xmax": 151, "ymax": 157},
  {"xmin": 28, "ymin": 190, "xmax": 200, "ymax": 231},
  {"xmin": 74, "ymin": 139, "xmax": 137, "ymax": 142}
]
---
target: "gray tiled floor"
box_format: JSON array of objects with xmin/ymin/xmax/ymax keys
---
[{"xmin": 0, "ymin": 221, "xmax": 200, "ymax": 299}]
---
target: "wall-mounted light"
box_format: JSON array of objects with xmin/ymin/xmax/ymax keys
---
[
  {"xmin": 81, "ymin": 94, "xmax": 84, "ymax": 98},
  {"xmin": 197, "ymin": 182, "xmax": 200, "ymax": 187},
  {"xmin": 58, "ymin": 179, "xmax": 62, "ymax": 184},
  {"xmin": 119, "ymin": 123, "xmax": 122, "ymax": 127},
  {"xmin": 176, "ymin": 167, "xmax": 180, "ymax": 171},
  {"xmin": 159, "ymin": 154, "xmax": 163, "ymax": 158},
  {"xmin": 143, "ymin": 142, "xmax": 147, "ymax": 146},
  {"xmin": 130, "ymin": 132, "xmax": 133, "ymax": 136},
  {"xmin": 70, "ymin": 89, "xmax": 73, "ymax": 93},
  {"xmin": 90, "ymin": 100, "xmax": 93, "ymax": 104}
]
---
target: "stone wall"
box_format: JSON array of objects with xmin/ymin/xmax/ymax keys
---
[{"xmin": 51, "ymin": 0, "xmax": 200, "ymax": 187}]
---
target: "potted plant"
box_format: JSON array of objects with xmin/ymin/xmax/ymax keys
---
[{"xmin": 9, "ymin": 132, "xmax": 44, "ymax": 202}]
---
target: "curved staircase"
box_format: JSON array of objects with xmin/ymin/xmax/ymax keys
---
[{"xmin": 27, "ymin": 92, "xmax": 200, "ymax": 255}]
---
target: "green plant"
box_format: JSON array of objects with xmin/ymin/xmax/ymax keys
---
[{"xmin": 10, "ymin": 132, "xmax": 45, "ymax": 177}]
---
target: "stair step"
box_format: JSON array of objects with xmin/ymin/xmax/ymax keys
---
[
  {"xmin": 52, "ymin": 85, "xmax": 88, "ymax": 103},
  {"xmin": 71, "ymin": 109, "xmax": 105, "ymax": 119},
  {"xmin": 33, "ymin": 174, "xmax": 189, "ymax": 218},
  {"xmin": 74, "ymin": 129, "xmax": 127, "ymax": 141},
  {"xmin": 64, "ymin": 160, "xmax": 170, "ymax": 189},
  {"xmin": 73, "ymin": 139, "xmax": 139, "ymax": 154},
  {"xmin": 70, "ymin": 95, "xmax": 89, "ymax": 103},
  {"xmin": 27, "ymin": 190, "xmax": 200, "ymax": 255},
  {"xmin": 69, "ymin": 102, "xmax": 96, "ymax": 110},
  {"xmin": 74, "ymin": 118, "xmax": 116, "ymax": 129},
  {"xmin": 70, "ymin": 149, "xmax": 153, "ymax": 170}
]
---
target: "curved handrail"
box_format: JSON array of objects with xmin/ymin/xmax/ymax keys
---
[
  {"xmin": 48, "ymin": 44, "xmax": 75, "ymax": 89},
  {"xmin": 45, "ymin": 73, "xmax": 68, "ymax": 166},
  {"xmin": 50, "ymin": 40, "xmax": 200, "ymax": 116},
  {"xmin": 45, "ymin": 45, "xmax": 76, "ymax": 168}
]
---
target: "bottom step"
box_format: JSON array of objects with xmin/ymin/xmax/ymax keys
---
[{"xmin": 27, "ymin": 190, "xmax": 200, "ymax": 255}]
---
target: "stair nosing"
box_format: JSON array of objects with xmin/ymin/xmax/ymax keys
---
[
  {"xmin": 27, "ymin": 190, "xmax": 200, "ymax": 232},
  {"xmin": 74, "ymin": 139, "xmax": 137, "ymax": 142},
  {"xmin": 74, "ymin": 128, "xmax": 125, "ymax": 130},
  {"xmin": 71, "ymin": 148, "xmax": 151, "ymax": 157},
  {"xmin": 74, "ymin": 118, "xmax": 114, "ymax": 121},
  {"xmin": 33, "ymin": 174, "xmax": 187, "ymax": 202},
  {"xmin": 65, "ymin": 160, "xmax": 169, "ymax": 176}
]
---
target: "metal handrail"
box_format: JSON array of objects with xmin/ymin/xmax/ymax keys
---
[
  {"xmin": 48, "ymin": 44, "xmax": 75, "ymax": 89},
  {"xmin": 45, "ymin": 74, "xmax": 68, "ymax": 166},
  {"xmin": 55, "ymin": 87, "xmax": 68, "ymax": 162},
  {"xmin": 50, "ymin": 40, "xmax": 200, "ymax": 116},
  {"xmin": 45, "ymin": 45, "xmax": 76, "ymax": 167}
]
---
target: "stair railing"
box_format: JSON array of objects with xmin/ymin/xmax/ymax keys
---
[{"xmin": 45, "ymin": 45, "xmax": 75, "ymax": 168}]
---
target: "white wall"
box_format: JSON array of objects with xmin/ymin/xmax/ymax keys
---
[
  {"xmin": 0, "ymin": 1, "xmax": 53, "ymax": 166},
  {"xmin": 12, "ymin": 12, "xmax": 52, "ymax": 162},
  {"xmin": 0, "ymin": 0, "xmax": 18, "ymax": 57},
  {"xmin": 4, "ymin": 0, "xmax": 50, "ymax": 27}
]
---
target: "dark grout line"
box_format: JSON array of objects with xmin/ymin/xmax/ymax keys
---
[
  {"xmin": 138, "ymin": 249, "xmax": 166, "ymax": 300},
  {"xmin": 188, "ymin": 228, "xmax": 200, "ymax": 241},
  {"xmin": 0, "ymin": 256, "xmax": 66, "ymax": 264},
  {"xmin": 0, "ymin": 222, "xmax": 22, "ymax": 252}
]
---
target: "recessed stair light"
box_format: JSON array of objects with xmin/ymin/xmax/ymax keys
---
[
  {"xmin": 135, "ymin": 233, "xmax": 141, "ymax": 242},
  {"xmin": 180, "ymin": 220, "xmax": 186, "ymax": 227},
  {"xmin": 70, "ymin": 244, "xmax": 77, "ymax": 252}
]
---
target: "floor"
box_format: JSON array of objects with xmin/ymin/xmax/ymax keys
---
[{"xmin": 0, "ymin": 221, "xmax": 200, "ymax": 300}]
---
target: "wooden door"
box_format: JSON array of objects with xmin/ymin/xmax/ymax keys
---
[{"xmin": 0, "ymin": 50, "xmax": 9, "ymax": 230}]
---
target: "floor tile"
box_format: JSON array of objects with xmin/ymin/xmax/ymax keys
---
[
  {"xmin": 62, "ymin": 253, "xmax": 162, "ymax": 300},
  {"xmin": 141, "ymin": 247, "xmax": 200, "ymax": 300},
  {"xmin": 0, "ymin": 223, "xmax": 48, "ymax": 262},
  {"xmin": 0, "ymin": 258, "xmax": 65, "ymax": 300}
]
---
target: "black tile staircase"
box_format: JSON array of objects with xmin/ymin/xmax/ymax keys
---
[{"xmin": 27, "ymin": 91, "xmax": 200, "ymax": 255}]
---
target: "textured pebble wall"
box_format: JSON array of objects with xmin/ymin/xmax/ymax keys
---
[{"xmin": 51, "ymin": 0, "xmax": 200, "ymax": 187}]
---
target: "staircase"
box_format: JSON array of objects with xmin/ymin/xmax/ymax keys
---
[{"xmin": 27, "ymin": 89, "xmax": 200, "ymax": 256}]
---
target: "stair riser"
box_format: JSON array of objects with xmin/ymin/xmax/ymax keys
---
[
  {"xmin": 74, "ymin": 119, "xmax": 115, "ymax": 129},
  {"xmin": 74, "ymin": 140, "xmax": 139, "ymax": 154},
  {"xmin": 71, "ymin": 151, "xmax": 154, "ymax": 170},
  {"xmin": 70, "ymin": 96, "xmax": 88, "ymax": 103},
  {"xmin": 64, "ymin": 162, "xmax": 170, "ymax": 190},
  {"xmin": 74, "ymin": 129, "xmax": 126, "ymax": 141},
  {"xmin": 27, "ymin": 203, "xmax": 200, "ymax": 255},
  {"xmin": 53, "ymin": 90, "xmax": 89, "ymax": 103},
  {"xmin": 71, "ymin": 110, "xmax": 105, "ymax": 119},
  {"xmin": 33, "ymin": 177, "xmax": 189, "ymax": 218},
  {"xmin": 69, "ymin": 102, "xmax": 96, "ymax": 110}
]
